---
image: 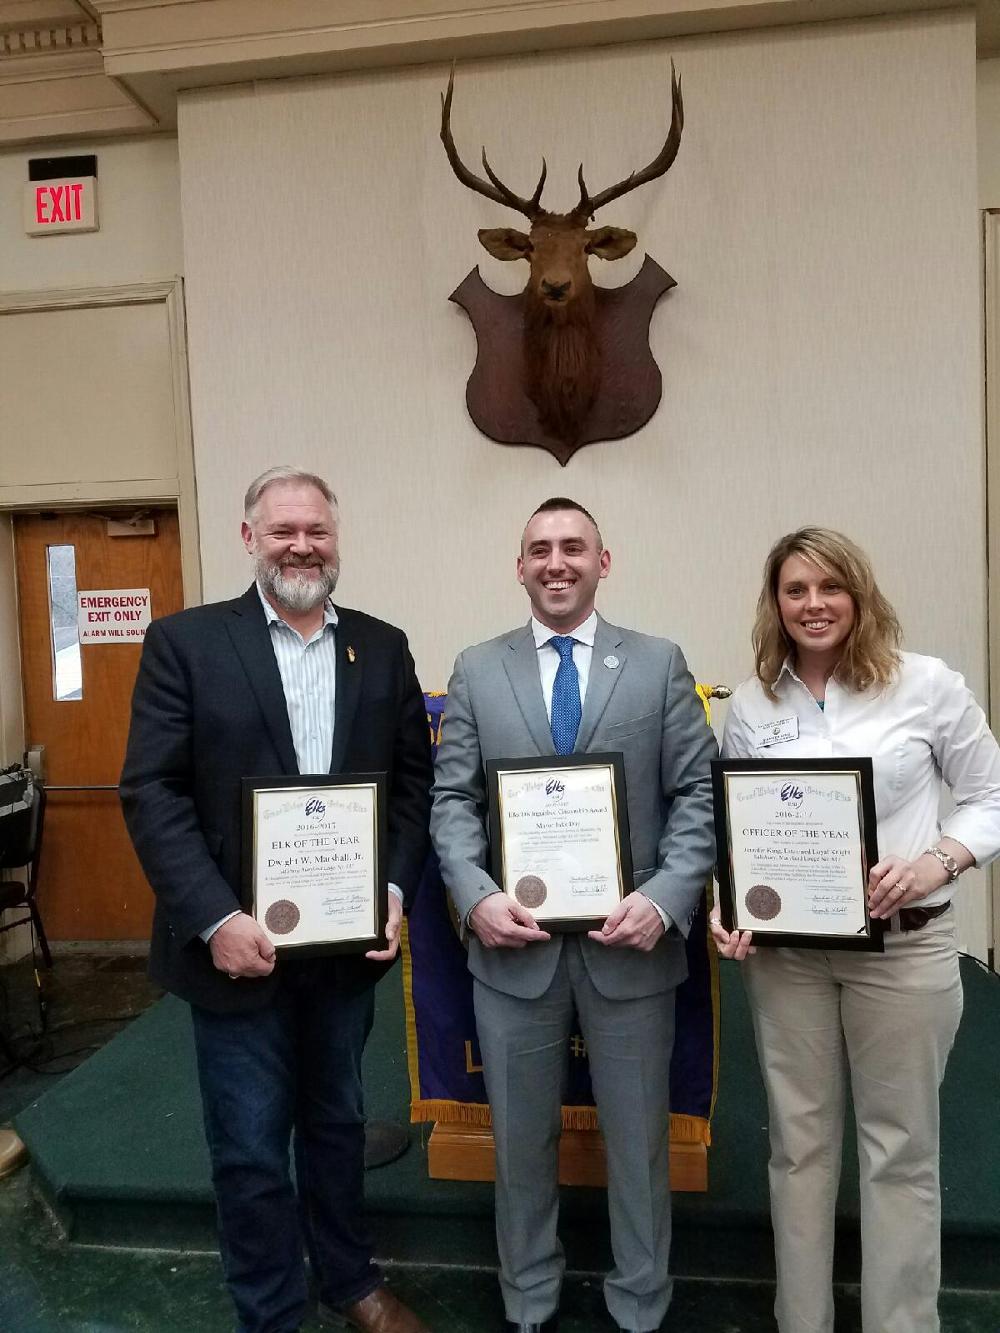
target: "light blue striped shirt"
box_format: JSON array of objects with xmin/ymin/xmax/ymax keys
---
[
  {"xmin": 255, "ymin": 586, "xmax": 402, "ymax": 907},
  {"xmin": 200, "ymin": 584, "xmax": 398, "ymax": 942},
  {"xmin": 256, "ymin": 583, "xmax": 339, "ymax": 775}
]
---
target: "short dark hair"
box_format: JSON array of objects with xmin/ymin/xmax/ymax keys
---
[{"xmin": 524, "ymin": 497, "xmax": 603, "ymax": 550}]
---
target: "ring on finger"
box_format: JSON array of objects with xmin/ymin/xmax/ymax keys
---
[{"xmin": 893, "ymin": 884, "xmax": 906, "ymax": 896}]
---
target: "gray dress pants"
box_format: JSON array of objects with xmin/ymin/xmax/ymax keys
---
[{"xmin": 474, "ymin": 936, "xmax": 676, "ymax": 1332}]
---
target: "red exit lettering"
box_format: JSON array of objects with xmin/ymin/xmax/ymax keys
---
[{"xmin": 35, "ymin": 182, "xmax": 84, "ymax": 226}]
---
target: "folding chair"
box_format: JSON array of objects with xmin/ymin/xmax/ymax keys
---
[{"xmin": 0, "ymin": 783, "xmax": 52, "ymax": 969}]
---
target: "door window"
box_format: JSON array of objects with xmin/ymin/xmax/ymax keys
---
[{"xmin": 45, "ymin": 544, "xmax": 82, "ymax": 702}]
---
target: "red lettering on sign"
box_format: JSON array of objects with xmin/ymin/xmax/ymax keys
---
[
  {"xmin": 35, "ymin": 186, "xmax": 49, "ymax": 224},
  {"xmin": 70, "ymin": 182, "xmax": 83, "ymax": 221},
  {"xmin": 48, "ymin": 186, "xmax": 66, "ymax": 223}
]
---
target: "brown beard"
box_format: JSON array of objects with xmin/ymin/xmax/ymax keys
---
[{"xmin": 522, "ymin": 291, "xmax": 601, "ymax": 444}]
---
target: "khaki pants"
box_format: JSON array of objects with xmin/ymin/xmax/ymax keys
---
[{"xmin": 743, "ymin": 913, "xmax": 963, "ymax": 1333}]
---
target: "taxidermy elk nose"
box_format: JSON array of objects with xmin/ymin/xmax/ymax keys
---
[{"xmin": 540, "ymin": 279, "xmax": 571, "ymax": 302}]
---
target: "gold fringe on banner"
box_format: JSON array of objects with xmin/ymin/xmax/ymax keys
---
[
  {"xmin": 670, "ymin": 1113, "xmax": 712, "ymax": 1146},
  {"xmin": 409, "ymin": 1095, "xmax": 711, "ymax": 1145},
  {"xmin": 410, "ymin": 1099, "xmax": 494, "ymax": 1127},
  {"xmin": 399, "ymin": 920, "xmax": 424, "ymax": 1111},
  {"xmin": 560, "ymin": 1105, "xmax": 599, "ymax": 1131}
]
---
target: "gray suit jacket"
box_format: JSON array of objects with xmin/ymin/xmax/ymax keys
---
[{"xmin": 430, "ymin": 614, "xmax": 718, "ymax": 1000}]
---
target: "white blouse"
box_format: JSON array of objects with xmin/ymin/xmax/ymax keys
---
[{"xmin": 721, "ymin": 652, "xmax": 1000, "ymax": 907}]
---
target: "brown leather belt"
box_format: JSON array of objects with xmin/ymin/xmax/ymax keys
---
[{"xmin": 897, "ymin": 901, "xmax": 951, "ymax": 933}]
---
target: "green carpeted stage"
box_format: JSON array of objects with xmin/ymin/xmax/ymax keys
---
[{"xmin": 14, "ymin": 958, "xmax": 1000, "ymax": 1288}]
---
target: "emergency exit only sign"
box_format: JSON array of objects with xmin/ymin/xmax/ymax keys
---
[{"xmin": 78, "ymin": 589, "xmax": 150, "ymax": 643}]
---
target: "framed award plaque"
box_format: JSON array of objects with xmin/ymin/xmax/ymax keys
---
[
  {"xmin": 486, "ymin": 753, "xmax": 633, "ymax": 932},
  {"xmin": 241, "ymin": 773, "xmax": 388, "ymax": 957},
  {"xmin": 712, "ymin": 757, "xmax": 884, "ymax": 951}
]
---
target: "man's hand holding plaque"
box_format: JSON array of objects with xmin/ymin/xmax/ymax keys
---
[
  {"xmin": 469, "ymin": 892, "xmax": 552, "ymax": 949},
  {"xmin": 588, "ymin": 892, "xmax": 665, "ymax": 951}
]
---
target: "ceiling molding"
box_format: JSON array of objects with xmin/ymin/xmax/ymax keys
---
[
  {"xmin": 93, "ymin": 0, "xmax": 984, "ymax": 129},
  {"xmin": 0, "ymin": 1, "xmax": 91, "ymax": 23},
  {"xmin": 0, "ymin": 0, "xmax": 994, "ymax": 144},
  {"xmin": 0, "ymin": 44, "xmax": 102, "ymax": 80},
  {"xmin": 1, "ymin": 20, "xmax": 99, "ymax": 57},
  {"xmin": 0, "ymin": 0, "xmax": 158, "ymax": 140}
]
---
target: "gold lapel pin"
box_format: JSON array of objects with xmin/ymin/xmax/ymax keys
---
[{"xmin": 347, "ymin": 645, "xmax": 356, "ymax": 663}]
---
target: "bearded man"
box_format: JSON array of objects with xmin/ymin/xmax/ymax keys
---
[{"xmin": 120, "ymin": 467, "xmax": 433, "ymax": 1333}]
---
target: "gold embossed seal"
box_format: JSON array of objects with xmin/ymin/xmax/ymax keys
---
[
  {"xmin": 514, "ymin": 875, "xmax": 547, "ymax": 909},
  {"xmin": 264, "ymin": 899, "xmax": 301, "ymax": 935},
  {"xmin": 744, "ymin": 884, "xmax": 782, "ymax": 921}
]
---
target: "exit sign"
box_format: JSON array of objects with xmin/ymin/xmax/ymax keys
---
[{"xmin": 23, "ymin": 176, "xmax": 98, "ymax": 236}]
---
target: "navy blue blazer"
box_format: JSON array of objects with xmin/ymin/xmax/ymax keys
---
[{"xmin": 120, "ymin": 585, "xmax": 432, "ymax": 1013}]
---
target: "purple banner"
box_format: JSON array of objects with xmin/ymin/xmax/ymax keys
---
[{"xmin": 403, "ymin": 693, "xmax": 718, "ymax": 1141}]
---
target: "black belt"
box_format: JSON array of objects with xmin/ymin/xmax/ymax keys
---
[{"xmin": 897, "ymin": 901, "xmax": 951, "ymax": 933}]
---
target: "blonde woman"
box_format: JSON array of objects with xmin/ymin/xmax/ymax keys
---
[{"xmin": 711, "ymin": 527, "xmax": 1000, "ymax": 1333}]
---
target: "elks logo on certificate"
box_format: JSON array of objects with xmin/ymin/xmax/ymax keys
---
[
  {"xmin": 711, "ymin": 758, "xmax": 884, "ymax": 951},
  {"xmin": 241, "ymin": 774, "xmax": 389, "ymax": 958}
]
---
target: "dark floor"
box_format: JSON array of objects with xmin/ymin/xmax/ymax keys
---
[
  {"xmin": 0, "ymin": 952, "xmax": 160, "ymax": 1126},
  {"xmin": 1, "ymin": 953, "xmax": 998, "ymax": 1333}
]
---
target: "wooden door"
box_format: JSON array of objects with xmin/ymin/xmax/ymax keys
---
[{"xmin": 14, "ymin": 511, "xmax": 184, "ymax": 941}]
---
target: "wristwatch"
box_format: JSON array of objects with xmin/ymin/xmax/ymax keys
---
[{"xmin": 923, "ymin": 845, "xmax": 960, "ymax": 882}]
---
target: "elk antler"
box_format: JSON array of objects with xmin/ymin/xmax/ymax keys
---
[
  {"xmin": 440, "ymin": 65, "xmax": 547, "ymax": 219},
  {"xmin": 574, "ymin": 61, "xmax": 684, "ymax": 220}
]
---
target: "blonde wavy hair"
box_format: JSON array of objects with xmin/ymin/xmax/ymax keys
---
[{"xmin": 753, "ymin": 527, "xmax": 901, "ymax": 699}]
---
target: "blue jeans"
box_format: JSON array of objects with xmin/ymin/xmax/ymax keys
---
[{"xmin": 191, "ymin": 962, "xmax": 380, "ymax": 1333}]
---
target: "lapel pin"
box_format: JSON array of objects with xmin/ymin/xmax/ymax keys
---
[
  {"xmin": 604, "ymin": 655, "xmax": 620, "ymax": 670},
  {"xmin": 347, "ymin": 645, "xmax": 356, "ymax": 663}
]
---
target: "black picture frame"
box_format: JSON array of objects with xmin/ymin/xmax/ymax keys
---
[
  {"xmin": 486, "ymin": 752, "xmax": 634, "ymax": 933},
  {"xmin": 241, "ymin": 773, "xmax": 388, "ymax": 958},
  {"xmin": 711, "ymin": 757, "xmax": 884, "ymax": 952}
]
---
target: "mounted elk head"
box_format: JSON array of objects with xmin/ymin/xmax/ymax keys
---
[{"xmin": 441, "ymin": 63, "xmax": 684, "ymax": 448}]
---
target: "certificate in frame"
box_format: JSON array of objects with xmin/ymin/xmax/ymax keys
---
[
  {"xmin": 486, "ymin": 753, "xmax": 634, "ymax": 932},
  {"xmin": 241, "ymin": 773, "xmax": 388, "ymax": 958},
  {"xmin": 712, "ymin": 758, "xmax": 884, "ymax": 952}
]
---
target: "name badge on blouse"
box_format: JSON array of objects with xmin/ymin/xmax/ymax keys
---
[{"xmin": 754, "ymin": 716, "xmax": 799, "ymax": 748}]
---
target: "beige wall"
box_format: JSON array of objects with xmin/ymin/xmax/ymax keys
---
[
  {"xmin": 178, "ymin": 13, "xmax": 988, "ymax": 952},
  {"xmin": 0, "ymin": 135, "xmax": 182, "ymax": 293},
  {"xmin": 0, "ymin": 135, "xmax": 185, "ymax": 958},
  {"xmin": 0, "ymin": 299, "xmax": 181, "ymax": 497},
  {"xmin": 979, "ymin": 56, "xmax": 1000, "ymax": 208},
  {"xmin": 179, "ymin": 16, "xmax": 981, "ymax": 683},
  {"xmin": 0, "ymin": 133, "xmax": 184, "ymax": 700}
]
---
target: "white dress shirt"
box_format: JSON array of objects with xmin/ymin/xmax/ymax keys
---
[
  {"xmin": 530, "ymin": 610, "xmax": 671, "ymax": 931},
  {"xmin": 722, "ymin": 651, "xmax": 1000, "ymax": 907},
  {"xmin": 531, "ymin": 611, "xmax": 596, "ymax": 718}
]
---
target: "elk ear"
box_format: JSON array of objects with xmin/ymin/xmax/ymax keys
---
[
  {"xmin": 586, "ymin": 226, "xmax": 637, "ymax": 260},
  {"xmin": 478, "ymin": 228, "xmax": 533, "ymax": 261}
]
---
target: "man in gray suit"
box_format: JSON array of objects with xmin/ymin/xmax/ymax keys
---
[{"xmin": 431, "ymin": 498, "xmax": 718, "ymax": 1333}]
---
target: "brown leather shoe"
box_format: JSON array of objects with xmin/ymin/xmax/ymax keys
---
[{"xmin": 338, "ymin": 1286, "xmax": 430, "ymax": 1333}]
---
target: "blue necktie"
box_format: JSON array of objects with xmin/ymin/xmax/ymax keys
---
[{"xmin": 549, "ymin": 636, "xmax": 582, "ymax": 755}]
